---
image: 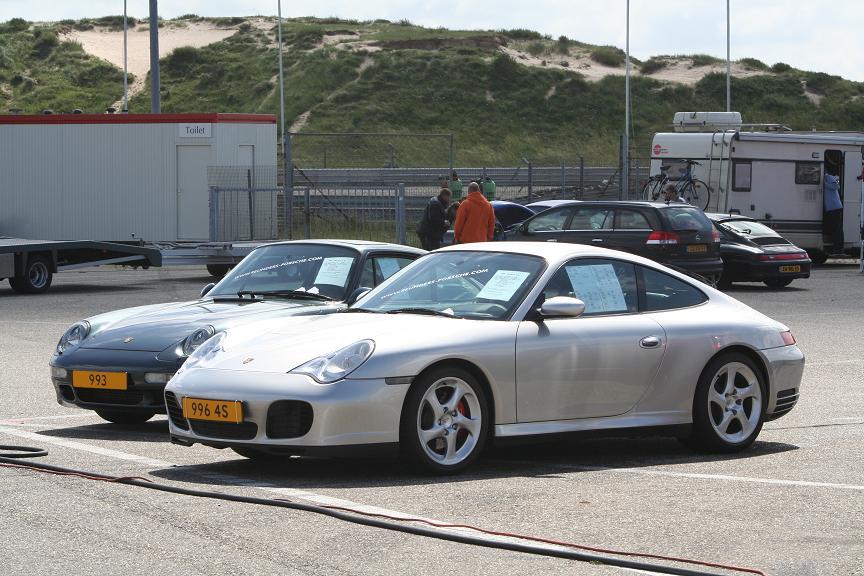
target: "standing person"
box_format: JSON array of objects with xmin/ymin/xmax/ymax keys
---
[
  {"xmin": 449, "ymin": 170, "xmax": 463, "ymax": 201},
  {"xmin": 662, "ymin": 184, "xmax": 687, "ymax": 204},
  {"xmin": 416, "ymin": 187, "xmax": 452, "ymax": 250},
  {"xmin": 823, "ymin": 171, "xmax": 844, "ymax": 255},
  {"xmin": 454, "ymin": 182, "xmax": 495, "ymax": 244}
]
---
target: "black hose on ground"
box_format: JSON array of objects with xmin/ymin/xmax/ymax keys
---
[{"xmin": 0, "ymin": 449, "xmax": 764, "ymax": 576}]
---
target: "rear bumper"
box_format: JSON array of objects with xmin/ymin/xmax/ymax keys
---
[
  {"xmin": 663, "ymin": 256, "xmax": 724, "ymax": 277},
  {"xmin": 760, "ymin": 344, "xmax": 805, "ymax": 421},
  {"xmin": 49, "ymin": 349, "xmax": 181, "ymax": 413},
  {"xmin": 723, "ymin": 258, "xmax": 811, "ymax": 282}
]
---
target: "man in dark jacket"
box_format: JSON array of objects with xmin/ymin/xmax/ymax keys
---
[{"xmin": 416, "ymin": 187, "xmax": 452, "ymax": 250}]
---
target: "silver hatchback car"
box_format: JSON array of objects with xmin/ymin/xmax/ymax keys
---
[{"xmin": 165, "ymin": 242, "xmax": 804, "ymax": 473}]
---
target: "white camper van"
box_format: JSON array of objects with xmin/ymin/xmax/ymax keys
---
[{"xmin": 649, "ymin": 112, "xmax": 864, "ymax": 262}]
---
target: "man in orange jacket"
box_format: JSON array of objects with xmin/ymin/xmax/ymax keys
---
[{"xmin": 454, "ymin": 181, "xmax": 496, "ymax": 244}]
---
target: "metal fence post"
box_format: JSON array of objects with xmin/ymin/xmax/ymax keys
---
[
  {"xmin": 208, "ymin": 187, "xmax": 217, "ymax": 242},
  {"xmin": 303, "ymin": 187, "xmax": 311, "ymax": 239},
  {"xmin": 396, "ymin": 183, "xmax": 406, "ymax": 244},
  {"xmin": 527, "ymin": 161, "xmax": 533, "ymax": 202},
  {"xmin": 448, "ymin": 133, "xmax": 454, "ymax": 178},
  {"xmin": 618, "ymin": 134, "xmax": 624, "ymax": 200},
  {"xmin": 560, "ymin": 161, "xmax": 566, "ymax": 197},
  {"xmin": 579, "ymin": 156, "xmax": 585, "ymax": 200},
  {"xmin": 285, "ymin": 132, "xmax": 293, "ymax": 239}
]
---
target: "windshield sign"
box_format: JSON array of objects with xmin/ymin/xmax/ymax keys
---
[
  {"xmin": 210, "ymin": 244, "xmax": 358, "ymax": 300},
  {"xmin": 356, "ymin": 252, "xmax": 544, "ymax": 320}
]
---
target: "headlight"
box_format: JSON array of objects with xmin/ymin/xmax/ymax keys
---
[
  {"xmin": 291, "ymin": 340, "xmax": 375, "ymax": 384},
  {"xmin": 182, "ymin": 325, "xmax": 216, "ymax": 357},
  {"xmin": 56, "ymin": 321, "xmax": 91, "ymax": 355},
  {"xmin": 178, "ymin": 331, "xmax": 226, "ymax": 374}
]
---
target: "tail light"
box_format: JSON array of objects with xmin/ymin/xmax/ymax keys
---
[
  {"xmin": 712, "ymin": 228, "xmax": 721, "ymax": 243},
  {"xmin": 780, "ymin": 331, "xmax": 796, "ymax": 346},
  {"xmin": 646, "ymin": 231, "xmax": 680, "ymax": 245},
  {"xmin": 758, "ymin": 252, "xmax": 808, "ymax": 261}
]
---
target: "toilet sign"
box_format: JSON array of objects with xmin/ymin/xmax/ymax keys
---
[{"xmin": 179, "ymin": 123, "xmax": 212, "ymax": 138}]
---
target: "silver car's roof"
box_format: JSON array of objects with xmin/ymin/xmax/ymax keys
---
[{"xmin": 253, "ymin": 239, "xmax": 426, "ymax": 255}]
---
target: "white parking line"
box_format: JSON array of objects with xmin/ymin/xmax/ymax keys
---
[{"xmin": 0, "ymin": 413, "xmax": 102, "ymax": 425}]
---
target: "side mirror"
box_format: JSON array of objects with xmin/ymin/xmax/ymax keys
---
[
  {"xmin": 520, "ymin": 222, "xmax": 532, "ymax": 235},
  {"xmin": 200, "ymin": 283, "xmax": 215, "ymax": 298},
  {"xmin": 539, "ymin": 296, "xmax": 586, "ymax": 318},
  {"xmin": 347, "ymin": 287, "xmax": 372, "ymax": 306}
]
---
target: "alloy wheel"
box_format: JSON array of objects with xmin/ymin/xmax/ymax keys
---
[
  {"xmin": 416, "ymin": 377, "xmax": 482, "ymax": 466},
  {"xmin": 707, "ymin": 362, "xmax": 762, "ymax": 444}
]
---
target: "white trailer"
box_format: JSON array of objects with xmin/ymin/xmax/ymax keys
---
[
  {"xmin": 650, "ymin": 113, "xmax": 864, "ymax": 262},
  {"xmin": 0, "ymin": 113, "xmax": 277, "ymax": 243}
]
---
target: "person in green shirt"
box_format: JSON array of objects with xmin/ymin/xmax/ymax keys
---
[{"xmin": 448, "ymin": 170, "xmax": 463, "ymax": 200}]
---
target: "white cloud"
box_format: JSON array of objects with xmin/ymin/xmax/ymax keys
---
[{"xmin": 1, "ymin": 0, "xmax": 861, "ymax": 80}]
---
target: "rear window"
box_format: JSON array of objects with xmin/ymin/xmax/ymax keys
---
[
  {"xmin": 719, "ymin": 219, "xmax": 781, "ymax": 238},
  {"xmin": 661, "ymin": 207, "xmax": 713, "ymax": 234}
]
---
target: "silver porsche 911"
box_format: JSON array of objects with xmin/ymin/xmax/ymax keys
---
[{"xmin": 165, "ymin": 242, "xmax": 804, "ymax": 473}]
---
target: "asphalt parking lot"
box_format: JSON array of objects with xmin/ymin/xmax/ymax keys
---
[{"xmin": 1, "ymin": 264, "xmax": 862, "ymax": 576}]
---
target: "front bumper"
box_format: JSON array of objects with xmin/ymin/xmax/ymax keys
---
[
  {"xmin": 761, "ymin": 344, "xmax": 805, "ymax": 421},
  {"xmin": 165, "ymin": 368, "xmax": 410, "ymax": 450},
  {"xmin": 50, "ymin": 348, "xmax": 182, "ymax": 413}
]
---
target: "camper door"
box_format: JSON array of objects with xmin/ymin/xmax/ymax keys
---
[{"xmin": 844, "ymin": 150, "xmax": 863, "ymax": 244}]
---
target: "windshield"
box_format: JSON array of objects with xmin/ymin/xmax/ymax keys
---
[
  {"xmin": 719, "ymin": 219, "xmax": 781, "ymax": 238},
  {"xmin": 355, "ymin": 251, "xmax": 545, "ymax": 320},
  {"xmin": 210, "ymin": 244, "xmax": 359, "ymax": 301},
  {"xmin": 662, "ymin": 207, "xmax": 713, "ymax": 234}
]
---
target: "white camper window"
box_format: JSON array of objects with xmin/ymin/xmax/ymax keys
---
[
  {"xmin": 732, "ymin": 161, "xmax": 752, "ymax": 192},
  {"xmin": 795, "ymin": 162, "xmax": 821, "ymax": 185}
]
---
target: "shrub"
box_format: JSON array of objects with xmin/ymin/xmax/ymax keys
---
[
  {"xmin": 287, "ymin": 27, "xmax": 324, "ymax": 50},
  {"xmin": 92, "ymin": 15, "xmax": 136, "ymax": 31},
  {"xmin": 590, "ymin": 46, "xmax": 625, "ymax": 67},
  {"xmin": 739, "ymin": 57, "xmax": 768, "ymax": 71},
  {"xmin": 555, "ymin": 35, "xmax": 570, "ymax": 55},
  {"xmin": 526, "ymin": 41, "xmax": 546, "ymax": 57},
  {"xmin": 32, "ymin": 29, "xmax": 59, "ymax": 59},
  {"xmin": 640, "ymin": 57, "xmax": 668, "ymax": 74},
  {"xmin": 771, "ymin": 62, "xmax": 792, "ymax": 73},
  {"xmin": 560, "ymin": 60, "xmax": 569, "ymax": 67},
  {"xmin": 165, "ymin": 46, "xmax": 201, "ymax": 73},
  {"xmin": 690, "ymin": 54, "xmax": 721, "ymax": 67},
  {"xmin": 501, "ymin": 28, "xmax": 543, "ymax": 40},
  {"xmin": 397, "ymin": 19, "xmax": 413, "ymax": 26},
  {"xmin": 1, "ymin": 18, "xmax": 29, "ymax": 33}
]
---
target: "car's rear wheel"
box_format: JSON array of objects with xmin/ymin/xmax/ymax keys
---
[
  {"xmin": 764, "ymin": 278, "xmax": 793, "ymax": 288},
  {"xmin": 95, "ymin": 409, "xmax": 156, "ymax": 425},
  {"xmin": 400, "ymin": 366, "xmax": 489, "ymax": 474},
  {"xmin": 684, "ymin": 352, "xmax": 765, "ymax": 453}
]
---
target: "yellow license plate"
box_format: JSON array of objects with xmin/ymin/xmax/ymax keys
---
[
  {"xmin": 686, "ymin": 244, "xmax": 708, "ymax": 253},
  {"xmin": 182, "ymin": 397, "xmax": 243, "ymax": 423},
  {"xmin": 72, "ymin": 371, "xmax": 127, "ymax": 390},
  {"xmin": 779, "ymin": 265, "xmax": 801, "ymax": 273}
]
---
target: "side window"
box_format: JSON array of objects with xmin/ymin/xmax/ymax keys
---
[
  {"xmin": 639, "ymin": 266, "xmax": 708, "ymax": 311},
  {"xmin": 567, "ymin": 207, "xmax": 613, "ymax": 231},
  {"xmin": 795, "ymin": 162, "xmax": 821, "ymax": 185},
  {"xmin": 543, "ymin": 258, "xmax": 638, "ymax": 315},
  {"xmin": 732, "ymin": 161, "xmax": 752, "ymax": 191},
  {"xmin": 526, "ymin": 207, "xmax": 572, "ymax": 233},
  {"xmin": 362, "ymin": 256, "xmax": 415, "ymax": 287},
  {"xmin": 614, "ymin": 210, "xmax": 651, "ymax": 230}
]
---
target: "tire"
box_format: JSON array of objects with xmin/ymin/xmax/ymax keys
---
[
  {"xmin": 231, "ymin": 446, "xmax": 286, "ymax": 463},
  {"xmin": 764, "ymin": 278, "xmax": 793, "ymax": 289},
  {"xmin": 717, "ymin": 275, "xmax": 732, "ymax": 290},
  {"xmin": 9, "ymin": 255, "xmax": 53, "ymax": 294},
  {"xmin": 206, "ymin": 264, "xmax": 232, "ymax": 278},
  {"xmin": 807, "ymin": 250, "xmax": 828, "ymax": 265},
  {"xmin": 684, "ymin": 352, "xmax": 766, "ymax": 453},
  {"xmin": 95, "ymin": 409, "xmax": 156, "ymax": 425},
  {"xmin": 683, "ymin": 179, "xmax": 711, "ymax": 211},
  {"xmin": 400, "ymin": 366, "xmax": 490, "ymax": 474}
]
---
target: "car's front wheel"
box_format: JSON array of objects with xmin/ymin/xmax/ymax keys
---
[
  {"xmin": 95, "ymin": 409, "xmax": 156, "ymax": 425},
  {"xmin": 400, "ymin": 366, "xmax": 489, "ymax": 474},
  {"xmin": 685, "ymin": 352, "xmax": 766, "ymax": 453}
]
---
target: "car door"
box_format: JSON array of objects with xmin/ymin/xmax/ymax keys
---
[
  {"xmin": 557, "ymin": 205, "xmax": 615, "ymax": 248},
  {"xmin": 513, "ymin": 206, "xmax": 576, "ymax": 242},
  {"xmin": 515, "ymin": 258, "xmax": 666, "ymax": 421},
  {"xmin": 607, "ymin": 208, "xmax": 655, "ymax": 254}
]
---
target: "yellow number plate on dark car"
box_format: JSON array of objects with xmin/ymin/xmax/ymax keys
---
[
  {"xmin": 686, "ymin": 244, "xmax": 708, "ymax": 253},
  {"xmin": 72, "ymin": 371, "xmax": 127, "ymax": 390},
  {"xmin": 779, "ymin": 265, "xmax": 801, "ymax": 273},
  {"xmin": 182, "ymin": 398, "xmax": 243, "ymax": 423}
]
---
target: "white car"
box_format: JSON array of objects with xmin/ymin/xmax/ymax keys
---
[{"xmin": 165, "ymin": 242, "xmax": 804, "ymax": 473}]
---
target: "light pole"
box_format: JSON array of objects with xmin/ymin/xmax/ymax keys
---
[
  {"xmin": 622, "ymin": 0, "xmax": 631, "ymax": 199},
  {"xmin": 122, "ymin": 0, "xmax": 128, "ymax": 112},
  {"xmin": 149, "ymin": 0, "xmax": 160, "ymax": 113},
  {"xmin": 726, "ymin": 0, "xmax": 731, "ymax": 112},
  {"xmin": 277, "ymin": 1, "xmax": 292, "ymax": 238}
]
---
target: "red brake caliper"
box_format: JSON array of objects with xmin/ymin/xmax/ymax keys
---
[{"xmin": 456, "ymin": 400, "xmax": 468, "ymax": 442}]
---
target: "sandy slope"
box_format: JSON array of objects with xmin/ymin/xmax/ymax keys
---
[{"xmin": 61, "ymin": 22, "xmax": 235, "ymax": 109}]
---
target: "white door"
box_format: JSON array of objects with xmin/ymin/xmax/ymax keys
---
[
  {"xmin": 843, "ymin": 151, "xmax": 863, "ymax": 245},
  {"xmin": 176, "ymin": 146, "xmax": 211, "ymax": 241}
]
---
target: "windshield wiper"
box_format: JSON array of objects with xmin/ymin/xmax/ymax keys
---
[
  {"xmin": 341, "ymin": 308, "xmax": 380, "ymax": 313},
  {"xmin": 385, "ymin": 307, "xmax": 458, "ymax": 318},
  {"xmin": 236, "ymin": 289, "xmax": 334, "ymax": 302}
]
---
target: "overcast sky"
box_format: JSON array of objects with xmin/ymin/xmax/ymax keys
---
[{"xmin": 3, "ymin": 1, "xmax": 862, "ymax": 81}]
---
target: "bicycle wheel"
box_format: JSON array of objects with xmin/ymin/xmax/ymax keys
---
[
  {"xmin": 642, "ymin": 178, "xmax": 663, "ymax": 201},
  {"xmin": 683, "ymin": 179, "xmax": 711, "ymax": 211}
]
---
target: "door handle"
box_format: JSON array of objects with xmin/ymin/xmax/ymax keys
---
[
  {"xmin": 546, "ymin": 239, "xmax": 558, "ymax": 242},
  {"xmin": 591, "ymin": 238, "xmax": 604, "ymax": 243},
  {"xmin": 640, "ymin": 336, "xmax": 662, "ymax": 349}
]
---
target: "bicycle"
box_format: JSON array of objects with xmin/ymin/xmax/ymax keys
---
[{"xmin": 641, "ymin": 160, "xmax": 711, "ymax": 211}]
